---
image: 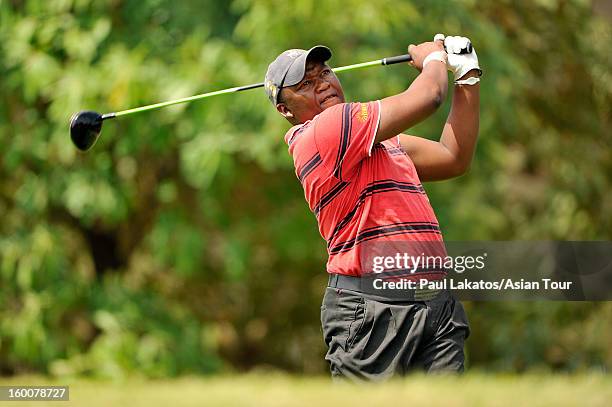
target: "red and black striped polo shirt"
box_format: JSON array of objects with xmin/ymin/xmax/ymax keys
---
[{"xmin": 285, "ymin": 101, "xmax": 444, "ymax": 277}]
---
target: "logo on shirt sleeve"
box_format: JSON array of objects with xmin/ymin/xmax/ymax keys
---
[{"xmin": 358, "ymin": 103, "xmax": 368, "ymax": 122}]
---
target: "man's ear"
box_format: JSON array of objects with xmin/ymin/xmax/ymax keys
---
[{"xmin": 276, "ymin": 103, "xmax": 294, "ymax": 120}]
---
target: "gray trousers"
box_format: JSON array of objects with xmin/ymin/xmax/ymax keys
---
[{"xmin": 321, "ymin": 287, "xmax": 470, "ymax": 380}]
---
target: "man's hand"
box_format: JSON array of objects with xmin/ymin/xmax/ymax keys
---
[
  {"xmin": 434, "ymin": 34, "xmax": 481, "ymax": 82},
  {"xmin": 407, "ymin": 41, "xmax": 447, "ymax": 72}
]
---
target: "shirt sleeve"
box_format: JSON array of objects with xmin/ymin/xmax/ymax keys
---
[{"xmin": 313, "ymin": 101, "xmax": 381, "ymax": 181}]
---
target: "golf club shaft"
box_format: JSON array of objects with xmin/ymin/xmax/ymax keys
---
[{"xmin": 101, "ymin": 54, "xmax": 413, "ymax": 120}]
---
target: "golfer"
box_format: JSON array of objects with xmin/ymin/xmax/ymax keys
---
[{"xmin": 265, "ymin": 35, "xmax": 480, "ymax": 380}]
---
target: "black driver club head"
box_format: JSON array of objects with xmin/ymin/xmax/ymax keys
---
[{"xmin": 70, "ymin": 111, "xmax": 103, "ymax": 151}]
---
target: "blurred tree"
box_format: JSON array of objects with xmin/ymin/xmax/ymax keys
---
[{"xmin": 0, "ymin": 0, "xmax": 610, "ymax": 376}]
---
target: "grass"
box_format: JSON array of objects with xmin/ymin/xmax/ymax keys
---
[{"xmin": 0, "ymin": 372, "xmax": 610, "ymax": 407}]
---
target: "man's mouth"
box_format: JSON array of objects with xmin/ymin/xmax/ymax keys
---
[{"xmin": 320, "ymin": 94, "xmax": 338, "ymax": 105}]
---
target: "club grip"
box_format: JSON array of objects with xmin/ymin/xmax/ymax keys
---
[
  {"xmin": 382, "ymin": 54, "xmax": 413, "ymax": 65},
  {"xmin": 453, "ymin": 42, "xmax": 473, "ymax": 54},
  {"xmin": 383, "ymin": 42, "xmax": 472, "ymax": 67}
]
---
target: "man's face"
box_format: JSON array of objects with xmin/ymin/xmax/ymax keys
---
[{"xmin": 276, "ymin": 59, "xmax": 345, "ymax": 124}]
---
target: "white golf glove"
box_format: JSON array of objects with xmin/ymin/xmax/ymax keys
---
[{"xmin": 434, "ymin": 34, "xmax": 481, "ymax": 84}]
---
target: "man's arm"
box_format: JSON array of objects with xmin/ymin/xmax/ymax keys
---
[
  {"xmin": 375, "ymin": 42, "xmax": 449, "ymax": 143},
  {"xmin": 400, "ymin": 70, "xmax": 480, "ymax": 181}
]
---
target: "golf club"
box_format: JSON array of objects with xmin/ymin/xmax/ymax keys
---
[{"xmin": 70, "ymin": 45, "xmax": 472, "ymax": 151}]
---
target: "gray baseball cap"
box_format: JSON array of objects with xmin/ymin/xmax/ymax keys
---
[{"xmin": 264, "ymin": 45, "xmax": 332, "ymax": 105}]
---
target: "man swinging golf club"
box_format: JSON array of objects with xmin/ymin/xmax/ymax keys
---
[{"xmin": 265, "ymin": 34, "xmax": 481, "ymax": 380}]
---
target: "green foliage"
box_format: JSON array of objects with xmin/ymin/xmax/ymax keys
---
[{"xmin": 0, "ymin": 0, "xmax": 610, "ymax": 376}]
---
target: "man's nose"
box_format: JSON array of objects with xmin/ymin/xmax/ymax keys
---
[{"xmin": 316, "ymin": 79, "xmax": 330, "ymax": 93}]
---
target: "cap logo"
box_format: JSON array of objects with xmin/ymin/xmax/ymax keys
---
[{"xmin": 266, "ymin": 80, "xmax": 278, "ymax": 100}]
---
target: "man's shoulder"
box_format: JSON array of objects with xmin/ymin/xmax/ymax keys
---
[
  {"xmin": 284, "ymin": 121, "xmax": 314, "ymax": 147},
  {"xmin": 317, "ymin": 102, "xmax": 350, "ymax": 122},
  {"xmin": 284, "ymin": 124, "xmax": 302, "ymax": 146},
  {"xmin": 310, "ymin": 103, "xmax": 352, "ymax": 134},
  {"xmin": 284, "ymin": 103, "xmax": 355, "ymax": 147}
]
